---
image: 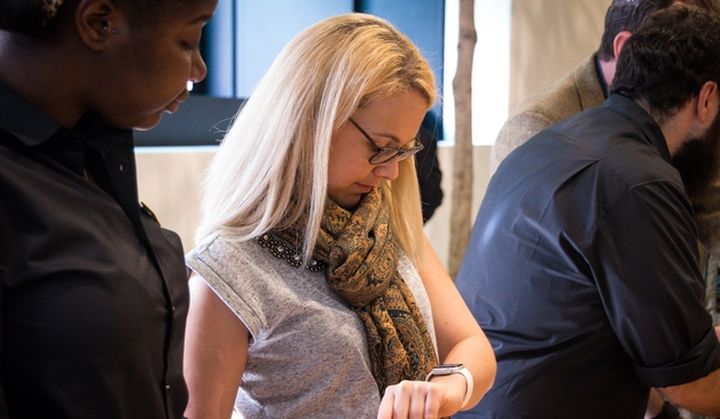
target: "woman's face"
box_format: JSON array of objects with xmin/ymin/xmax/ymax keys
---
[
  {"xmin": 95, "ymin": 0, "xmax": 217, "ymax": 130},
  {"xmin": 327, "ymin": 90, "xmax": 428, "ymax": 209}
]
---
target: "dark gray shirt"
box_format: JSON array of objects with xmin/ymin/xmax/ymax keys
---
[{"xmin": 456, "ymin": 94, "xmax": 720, "ymax": 419}]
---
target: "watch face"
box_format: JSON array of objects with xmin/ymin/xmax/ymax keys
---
[{"xmin": 433, "ymin": 363, "xmax": 465, "ymax": 375}]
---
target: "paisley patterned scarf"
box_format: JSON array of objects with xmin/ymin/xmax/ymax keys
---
[{"xmin": 312, "ymin": 188, "xmax": 438, "ymax": 393}]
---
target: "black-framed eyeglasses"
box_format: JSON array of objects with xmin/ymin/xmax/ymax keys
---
[{"xmin": 348, "ymin": 117, "xmax": 424, "ymax": 165}]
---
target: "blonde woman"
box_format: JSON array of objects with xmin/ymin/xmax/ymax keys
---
[{"xmin": 183, "ymin": 14, "xmax": 496, "ymax": 419}]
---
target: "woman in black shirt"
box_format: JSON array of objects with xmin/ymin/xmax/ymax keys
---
[{"xmin": 0, "ymin": 0, "xmax": 217, "ymax": 417}]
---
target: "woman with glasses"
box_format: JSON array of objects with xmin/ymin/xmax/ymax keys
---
[{"xmin": 183, "ymin": 13, "xmax": 496, "ymax": 419}]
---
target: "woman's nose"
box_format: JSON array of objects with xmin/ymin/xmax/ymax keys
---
[{"xmin": 373, "ymin": 158, "xmax": 400, "ymax": 181}]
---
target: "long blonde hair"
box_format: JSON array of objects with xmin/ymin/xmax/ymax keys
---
[{"xmin": 196, "ymin": 13, "xmax": 436, "ymax": 263}]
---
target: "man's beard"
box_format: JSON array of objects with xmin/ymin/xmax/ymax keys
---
[{"xmin": 672, "ymin": 112, "xmax": 720, "ymax": 201}]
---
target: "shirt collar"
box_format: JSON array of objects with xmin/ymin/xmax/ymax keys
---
[
  {"xmin": 0, "ymin": 78, "xmax": 62, "ymax": 146},
  {"xmin": 0, "ymin": 77, "xmax": 135, "ymax": 165},
  {"xmin": 604, "ymin": 93, "xmax": 671, "ymax": 163},
  {"xmin": 593, "ymin": 54, "xmax": 609, "ymax": 100}
]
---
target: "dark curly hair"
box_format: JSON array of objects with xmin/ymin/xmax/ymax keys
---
[
  {"xmin": 0, "ymin": 0, "xmax": 193, "ymax": 37},
  {"xmin": 598, "ymin": 0, "xmax": 673, "ymax": 61},
  {"xmin": 611, "ymin": 5, "xmax": 720, "ymax": 119},
  {"xmin": 597, "ymin": 0, "xmax": 719, "ymax": 61}
]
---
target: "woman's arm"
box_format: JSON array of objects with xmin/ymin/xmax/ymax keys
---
[
  {"xmin": 417, "ymin": 234, "xmax": 496, "ymax": 410},
  {"xmin": 378, "ymin": 235, "xmax": 496, "ymax": 418},
  {"xmin": 184, "ymin": 275, "xmax": 249, "ymax": 419}
]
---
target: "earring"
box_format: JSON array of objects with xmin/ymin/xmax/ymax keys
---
[
  {"xmin": 101, "ymin": 22, "xmax": 119, "ymax": 35},
  {"xmin": 103, "ymin": 24, "xmax": 119, "ymax": 35}
]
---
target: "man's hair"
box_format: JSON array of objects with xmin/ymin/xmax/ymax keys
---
[
  {"xmin": 597, "ymin": 0, "xmax": 720, "ymax": 61},
  {"xmin": 598, "ymin": 0, "xmax": 674, "ymax": 61},
  {"xmin": 611, "ymin": 5, "xmax": 720, "ymax": 118}
]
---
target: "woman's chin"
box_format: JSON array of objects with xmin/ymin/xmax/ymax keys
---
[
  {"xmin": 131, "ymin": 113, "xmax": 165, "ymax": 132},
  {"xmin": 334, "ymin": 195, "xmax": 362, "ymax": 210}
]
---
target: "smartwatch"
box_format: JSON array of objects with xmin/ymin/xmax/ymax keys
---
[{"xmin": 425, "ymin": 363, "xmax": 474, "ymax": 409}]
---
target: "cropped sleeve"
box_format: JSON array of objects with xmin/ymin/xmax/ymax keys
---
[
  {"xmin": 590, "ymin": 181, "xmax": 720, "ymax": 387},
  {"xmin": 186, "ymin": 236, "xmax": 265, "ymax": 339}
]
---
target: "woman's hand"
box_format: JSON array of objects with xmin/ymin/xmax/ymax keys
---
[{"xmin": 377, "ymin": 374, "xmax": 466, "ymax": 419}]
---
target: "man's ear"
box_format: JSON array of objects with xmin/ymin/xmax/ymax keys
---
[
  {"xmin": 74, "ymin": 0, "xmax": 123, "ymax": 51},
  {"xmin": 696, "ymin": 81, "xmax": 718, "ymax": 126},
  {"xmin": 613, "ymin": 31, "xmax": 632, "ymax": 60}
]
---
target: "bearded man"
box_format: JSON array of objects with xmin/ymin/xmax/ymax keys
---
[{"xmin": 456, "ymin": 5, "xmax": 720, "ymax": 419}]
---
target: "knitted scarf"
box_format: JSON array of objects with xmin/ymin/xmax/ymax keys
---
[{"xmin": 312, "ymin": 188, "xmax": 438, "ymax": 393}]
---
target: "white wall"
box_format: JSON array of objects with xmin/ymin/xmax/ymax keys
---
[
  {"xmin": 136, "ymin": 148, "xmax": 214, "ymax": 253},
  {"xmin": 509, "ymin": 0, "xmax": 609, "ymax": 111}
]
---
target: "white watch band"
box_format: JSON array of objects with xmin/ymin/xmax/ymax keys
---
[
  {"xmin": 455, "ymin": 366, "xmax": 474, "ymax": 409},
  {"xmin": 425, "ymin": 365, "xmax": 474, "ymax": 410}
]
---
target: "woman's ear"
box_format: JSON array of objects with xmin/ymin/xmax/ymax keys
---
[{"xmin": 74, "ymin": 0, "xmax": 122, "ymax": 51}]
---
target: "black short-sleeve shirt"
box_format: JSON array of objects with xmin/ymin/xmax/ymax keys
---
[
  {"xmin": 455, "ymin": 94, "xmax": 720, "ymax": 419},
  {"xmin": 0, "ymin": 80, "xmax": 189, "ymax": 418}
]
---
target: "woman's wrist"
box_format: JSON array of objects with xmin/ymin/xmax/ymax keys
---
[{"xmin": 425, "ymin": 364, "xmax": 474, "ymax": 410}]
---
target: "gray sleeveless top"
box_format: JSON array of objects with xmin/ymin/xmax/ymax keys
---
[{"xmin": 186, "ymin": 234, "xmax": 437, "ymax": 418}]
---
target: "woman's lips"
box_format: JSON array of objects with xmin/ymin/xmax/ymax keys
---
[
  {"xmin": 355, "ymin": 183, "xmax": 374, "ymax": 193},
  {"xmin": 164, "ymin": 92, "xmax": 189, "ymax": 114},
  {"xmin": 164, "ymin": 100, "xmax": 182, "ymax": 114}
]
